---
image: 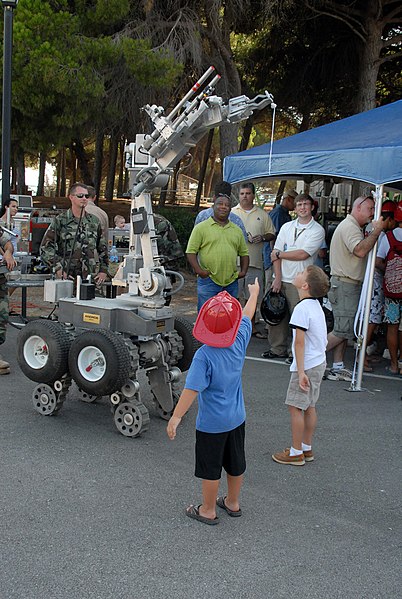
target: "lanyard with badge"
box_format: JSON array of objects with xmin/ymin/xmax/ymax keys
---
[{"xmin": 285, "ymin": 223, "xmax": 306, "ymax": 251}]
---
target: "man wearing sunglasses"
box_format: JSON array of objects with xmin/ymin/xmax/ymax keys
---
[
  {"xmin": 326, "ymin": 195, "xmax": 387, "ymax": 381},
  {"xmin": 40, "ymin": 182, "xmax": 109, "ymax": 285}
]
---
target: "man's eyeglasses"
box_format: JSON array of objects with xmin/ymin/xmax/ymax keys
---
[{"xmin": 73, "ymin": 193, "xmax": 89, "ymax": 199}]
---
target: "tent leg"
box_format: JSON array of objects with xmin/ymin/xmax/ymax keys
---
[{"xmin": 350, "ymin": 184, "xmax": 384, "ymax": 391}]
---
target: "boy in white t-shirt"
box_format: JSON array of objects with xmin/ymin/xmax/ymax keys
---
[{"xmin": 272, "ymin": 265, "xmax": 330, "ymax": 466}]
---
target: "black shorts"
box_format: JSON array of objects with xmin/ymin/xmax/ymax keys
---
[{"xmin": 195, "ymin": 422, "xmax": 246, "ymax": 480}]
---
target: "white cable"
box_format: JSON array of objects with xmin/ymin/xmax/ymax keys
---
[{"xmin": 268, "ymin": 103, "xmax": 277, "ymax": 176}]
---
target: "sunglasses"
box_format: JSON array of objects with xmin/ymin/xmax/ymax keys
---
[
  {"xmin": 73, "ymin": 193, "xmax": 90, "ymax": 199},
  {"xmin": 358, "ymin": 196, "xmax": 373, "ymax": 206}
]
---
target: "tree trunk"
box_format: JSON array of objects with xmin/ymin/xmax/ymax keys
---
[
  {"xmin": 70, "ymin": 144, "xmax": 77, "ymax": 184},
  {"xmin": 105, "ymin": 134, "xmax": 119, "ymax": 202},
  {"xmin": 60, "ymin": 148, "xmax": 66, "ymax": 197},
  {"xmin": 203, "ymin": 0, "xmax": 242, "ymax": 168},
  {"xmin": 15, "ymin": 147, "xmax": 25, "ymax": 194},
  {"xmin": 117, "ymin": 139, "xmax": 125, "ymax": 197},
  {"xmin": 159, "ymin": 182, "xmax": 168, "ymax": 208},
  {"xmin": 205, "ymin": 150, "xmax": 217, "ymax": 198},
  {"xmin": 37, "ymin": 152, "xmax": 46, "ymax": 196},
  {"xmin": 355, "ymin": 19, "xmax": 383, "ymax": 112},
  {"xmin": 93, "ymin": 128, "xmax": 104, "ymax": 200},
  {"xmin": 299, "ymin": 112, "xmax": 310, "ymax": 132},
  {"xmin": 123, "ymin": 168, "xmax": 130, "ymax": 195},
  {"xmin": 73, "ymin": 139, "xmax": 92, "ymax": 184},
  {"xmin": 195, "ymin": 129, "xmax": 214, "ymax": 210},
  {"xmin": 275, "ymin": 180, "xmax": 287, "ymax": 204},
  {"xmin": 239, "ymin": 115, "xmax": 254, "ymax": 152},
  {"xmin": 219, "ymin": 123, "xmax": 239, "ymax": 175},
  {"xmin": 56, "ymin": 151, "xmax": 61, "ymax": 197},
  {"xmin": 169, "ymin": 161, "xmax": 181, "ymax": 204}
]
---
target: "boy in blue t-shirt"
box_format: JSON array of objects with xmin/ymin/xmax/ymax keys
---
[
  {"xmin": 167, "ymin": 279, "xmax": 260, "ymax": 525},
  {"xmin": 272, "ymin": 265, "xmax": 330, "ymax": 466}
]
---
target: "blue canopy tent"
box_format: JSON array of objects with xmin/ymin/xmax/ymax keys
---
[
  {"xmin": 223, "ymin": 100, "xmax": 402, "ymax": 391},
  {"xmin": 223, "ymin": 99, "xmax": 402, "ymax": 188}
]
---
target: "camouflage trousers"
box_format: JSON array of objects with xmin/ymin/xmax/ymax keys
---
[{"xmin": 0, "ymin": 274, "xmax": 9, "ymax": 345}]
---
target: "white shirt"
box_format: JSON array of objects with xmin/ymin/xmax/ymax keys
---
[
  {"xmin": 274, "ymin": 218, "xmax": 325, "ymax": 283},
  {"xmin": 290, "ymin": 298, "xmax": 327, "ymax": 371}
]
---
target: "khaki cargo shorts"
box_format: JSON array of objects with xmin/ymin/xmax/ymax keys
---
[
  {"xmin": 327, "ymin": 277, "xmax": 361, "ymax": 340},
  {"xmin": 285, "ymin": 362, "xmax": 326, "ymax": 410}
]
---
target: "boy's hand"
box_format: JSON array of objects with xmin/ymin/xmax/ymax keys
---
[
  {"xmin": 248, "ymin": 277, "xmax": 260, "ymax": 296},
  {"xmin": 167, "ymin": 415, "xmax": 182, "ymax": 440},
  {"xmin": 299, "ymin": 372, "xmax": 310, "ymax": 392}
]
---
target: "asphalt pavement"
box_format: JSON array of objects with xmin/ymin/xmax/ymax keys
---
[{"xmin": 0, "ymin": 313, "xmax": 401, "ymax": 599}]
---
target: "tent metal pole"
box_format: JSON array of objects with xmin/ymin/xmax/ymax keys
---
[{"xmin": 351, "ymin": 184, "xmax": 383, "ymax": 391}]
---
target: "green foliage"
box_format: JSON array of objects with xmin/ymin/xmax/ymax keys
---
[
  {"xmin": 1, "ymin": 0, "xmax": 181, "ymax": 154},
  {"xmin": 157, "ymin": 207, "xmax": 196, "ymax": 253}
]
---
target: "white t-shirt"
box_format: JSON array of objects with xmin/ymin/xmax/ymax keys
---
[
  {"xmin": 274, "ymin": 218, "xmax": 325, "ymax": 282},
  {"xmin": 289, "ymin": 298, "xmax": 327, "ymax": 372},
  {"xmin": 377, "ymin": 227, "xmax": 402, "ymax": 259}
]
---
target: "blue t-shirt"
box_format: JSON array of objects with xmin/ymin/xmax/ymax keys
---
[
  {"xmin": 195, "ymin": 208, "xmax": 248, "ymax": 242},
  {"xmin": 184, "ymin": 317, "xmax": 252, "ymax": 433}
]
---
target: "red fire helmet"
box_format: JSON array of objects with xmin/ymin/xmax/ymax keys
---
[{"xmin": 193, "ymin": 291, "xmax": 243, "ymax": 348}]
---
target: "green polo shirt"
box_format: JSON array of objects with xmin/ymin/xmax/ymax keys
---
[{"xmin": 186, "ymin": 217, "xmax": 248, "ymax": 286}]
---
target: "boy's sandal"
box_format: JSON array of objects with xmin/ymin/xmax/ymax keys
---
[
  {"xmin": 216, "ymin": 496, "xmax": 242, "ymax": 517},
  {"xmin": 185, "ymin": 504, "xmax": 219, "ymax": 525}
]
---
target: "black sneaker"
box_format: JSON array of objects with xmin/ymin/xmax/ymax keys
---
[{"xmin": 261, "ymin": 350, "xmax": 287, "ymax": 359}]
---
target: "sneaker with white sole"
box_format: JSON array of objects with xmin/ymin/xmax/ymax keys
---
[
  {"xmin": 326, "ymin": 368, "xmax": 353, "ymax": 382},
  {"xmin": 0, "ymin": 355, "xmax": 10, "ymax": 370}
]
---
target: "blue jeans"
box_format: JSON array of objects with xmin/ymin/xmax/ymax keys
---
[{"xmin": 197, "ymin": 276, "xmax": 239, "ymax": 312}]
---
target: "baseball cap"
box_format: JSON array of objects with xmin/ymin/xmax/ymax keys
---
[
  {"xmin": 394, "ymin": 201, "xmax": 402, "ymax": 222},
  {"xmin": 381, "ymin": 200, "xmax": 396, "ymax": 214}
]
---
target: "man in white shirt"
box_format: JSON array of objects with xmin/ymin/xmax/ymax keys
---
[{"xmin": 263, "ymin": 194, "xmax": 325, "ymax": 359}]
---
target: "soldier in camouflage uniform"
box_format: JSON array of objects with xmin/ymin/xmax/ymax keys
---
[
  {"xmin": 154, "ymin": 214, "xmax": 184, "ymax": 267},
  {"xmin": 40, "ymin": 183, "xmax": 109, "ymax": 284},
  {"xmin": 0, "ymin": 225, "xmax": 17, "ymax": 374}
]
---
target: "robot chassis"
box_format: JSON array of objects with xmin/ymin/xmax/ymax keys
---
[{"xmin": 17, "ymin": 67, "xmax": 274, "ymax": 437}]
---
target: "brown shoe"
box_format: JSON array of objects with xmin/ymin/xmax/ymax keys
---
[
  {"xmin": 0, "ymin": 367, "xmax": 10, "ymax": 375},
  {"xmin": 303, "ymin": 449, "xmax": 314, "ymax": 462},
  {"xmin": 272, "ymin": 448, "xmax": 305, "ymax": 466},
  {"xmin": 0, "ymin": 355, "xmax": 10, "ymax": 369}
]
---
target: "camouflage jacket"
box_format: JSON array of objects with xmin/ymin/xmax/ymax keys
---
[
  {"xmin": 154, "ymin": 214, "xmax": 184, "ymax": 265},
  {"xmin": 0, "ymin": 227, "xmax": 12, "ymax": 275},
  {"xmin": 40, "ymin": 209, "xmax": 108, "ymax": 279}
]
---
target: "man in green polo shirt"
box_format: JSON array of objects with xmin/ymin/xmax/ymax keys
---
[{"xmin": 187, "ymin": 193, "xmax": 249, "ymax": 311}]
